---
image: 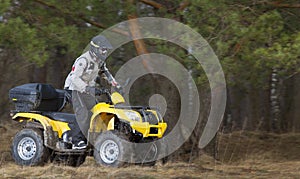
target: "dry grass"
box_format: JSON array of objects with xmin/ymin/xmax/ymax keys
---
[
  {"xmin": 1, "ymin": 119, "xmax": 300, "ymax": 179},
  {"xmin": 1, "ymin": 156, "xmax": 299, "ymax": 179}
]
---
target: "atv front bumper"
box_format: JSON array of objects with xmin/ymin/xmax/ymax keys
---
[{"xmin": 130, "ymin": 121, "xmax": 167, "ymax": 138}]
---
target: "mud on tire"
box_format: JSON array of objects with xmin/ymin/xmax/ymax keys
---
[
  {"xmin": 11, "ymin": 128, "xmax": 49, "ymax": 166},
  {"xmin": 134, "ymin": 138, "xmax": 169, "ymax": 166},
  {"xmin": 93, "ymin": 130, "xmax": 132, "ymax": 167},
  {"xmin": 134, "ymin": 141, "xmax": 159, "ymax": 166}
]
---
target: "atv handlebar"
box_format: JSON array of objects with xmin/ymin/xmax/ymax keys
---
[
  {"xmin": 95, "ymin": 88, "xmax": 115, "ymax": 104},
  {"xmin": 64, "ymin": 87, "xmax": 123, "ymax": 105},
  {"xmin": 95, "ymin": 88, "xmax": 110, "ymax": 96}
]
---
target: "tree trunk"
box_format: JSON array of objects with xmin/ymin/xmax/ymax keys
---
[
  {"xmin": 30, "ymin": 65, "xmax": 47, "ymax": 83},
  {"xmin": 282, "ymin": 74, "xmax": 300, "ymax": 132}
]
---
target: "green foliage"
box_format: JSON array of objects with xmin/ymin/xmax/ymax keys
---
[
  {"xmin": 0, "ymin": 0, "xmax": 10, "ymax": 14},
  {"xmin": 0, "ymin": 0, "xmax": 298, "ymax": 88},
  {"xmin": 39, "ymin": 18, "xmax": 80, "ymax": 54},
  {"xmin": 184, "ymin": 1, "xmax": 299, "ymax": 88},
  {"xmin": 0, "ymin": 17, "xmax": 48, "ymax": 66}
]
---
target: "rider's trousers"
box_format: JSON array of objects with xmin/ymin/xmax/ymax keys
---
[{"xmin": 71, "ymin": 90, "xmax": 96, "ymax": 143}]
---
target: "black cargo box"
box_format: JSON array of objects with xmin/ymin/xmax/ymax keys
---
[{"xmin": 9, "ymin": 83, "xmax": 66, "ymax": 112}]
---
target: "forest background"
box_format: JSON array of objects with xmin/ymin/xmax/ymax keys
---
[{"xmin": 0, "ymin": 0, "xmax": 300, "ymax": 178}]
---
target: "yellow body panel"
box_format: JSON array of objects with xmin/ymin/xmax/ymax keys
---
[
  {"xmin": 48, "ymin": 120, "xmax": 70, "ymax": 138},
  {"xmin": 91, "ymin": 103, "xmax": 142, "ymax": 122},
  {"xmin": 90, "ymin": 103, "xmax": 143, "ymax": 130},
  {"xmin": 107, "ymin": 118, "xmax": 115, "ymax": 130},
  {"xmin": 91, "ymin": 103, "xmax": 167, "ymax": 138},
  {"xmin": 130, "ymin": 121, "xmax": 167, "ymax": 138},
  {"xmin": 12, "ymin": 113, "xmax": 70, "ymax": 138},
  {"xmin": 111, "ymin": 92, "xmax": 125, "ymax": 104},
  {"xmin": 89, "ymin": 112, "xmax": 115, "ymax": 133},
  {"xmin": 12, "ymin": 91, "xmax": 167, "ymax": 140}
]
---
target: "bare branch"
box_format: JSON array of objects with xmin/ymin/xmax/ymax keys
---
[
  {"xmin": 267, "ymin": 1, "xmax": 300, "ymax": 8},
  {"xmin": 127, "ymin": 13, "xmax": 154, "ymax": 72},
  {"xmin": 139, "ymin": 0, "xmax": 191, "ymax": 12},
  {"xmin": 177, "ymin": 0, "xmax": 190, "ymax": 11},
  {"xmin": 33, "ymin": 0, "xmax": 105, "ymax": 27},
  {"xmin": 139, "ymin": 0, "xmax": 164, "ymax": 9},
  {"xmin": 33, "ymin": 0, "xmax": 129, "ymax": 36}
]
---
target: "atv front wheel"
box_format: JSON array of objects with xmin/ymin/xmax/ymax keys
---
[
  {"xmin": 134, "ymin": 141, "xmax": 159, "ymax": 166},
  {"xmin": 11, "ymin": 128, "xmax": 49, "ymax": 166},
  {"xmin": 93, "ymin": 131, "xmax": 131, "ymax": 167}
]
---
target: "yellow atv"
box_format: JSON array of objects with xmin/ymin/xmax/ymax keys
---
[{"xmin": 9, "ymin": 83, "xmax": 167, "ymax": 167}]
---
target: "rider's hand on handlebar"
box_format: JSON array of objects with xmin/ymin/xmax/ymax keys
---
[
  {"xmin": 86, "ymin": 86, "xmax": 110, "ymax": 96},
  {"xmin": 95, "ymin": 88, "xmax": 109, "ymax": 96},
  {"xmin": 111, "ymin": 80, "xmax": 124, "ymax": 95}
]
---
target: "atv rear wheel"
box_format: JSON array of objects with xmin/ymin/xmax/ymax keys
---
[
  {"xmin": 11, "ymin": 128, "xmax": 49, "ymax": 166},
  {"xmin": 93, "ymin": 131, "xmax": 131, "ymax": 167}
]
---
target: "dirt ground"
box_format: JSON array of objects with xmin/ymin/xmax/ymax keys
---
[{"xmin": 1, "ymin": 119, "xmax": 300, "ymax": 179}]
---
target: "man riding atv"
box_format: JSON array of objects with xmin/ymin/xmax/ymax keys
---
[
  {"xmin": 9, "ymin": 35, "xmax": 167, "ymax": 167},
  {"xmin": 64, "ymin": 35, "xmax": 121, "ymax": 149}
]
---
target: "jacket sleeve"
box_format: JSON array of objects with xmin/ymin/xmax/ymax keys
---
[
  {"xmin": 71, "ymin": 58, "xmax": 88, "ymax": 92},
  {"xmin": 100, "ymin": 63, "xmax": 118, "ymax": 86}
]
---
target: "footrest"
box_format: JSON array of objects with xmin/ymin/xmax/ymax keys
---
[{"xmin": 54, "ymin": 148, "xmax": 86, "ymax": 155}]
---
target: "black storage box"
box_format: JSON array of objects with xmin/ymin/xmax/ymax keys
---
[{"xmin": 9, "ymin": 83, "xmax": 66, "ymax": 112}]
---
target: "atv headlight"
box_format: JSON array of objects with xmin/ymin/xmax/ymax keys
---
[{"xmin": 125, "ymin": 111, "xmax": 141, "ymax": 122}]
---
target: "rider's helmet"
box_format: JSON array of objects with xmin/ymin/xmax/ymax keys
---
[{"xmin": 89, "ymin": 35, "xmax": 113, "ymax": 63}]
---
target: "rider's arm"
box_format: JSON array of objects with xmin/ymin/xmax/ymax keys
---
[{"xmin": 100, "ymin": 63, "xmax": 119, "ymax": 87}]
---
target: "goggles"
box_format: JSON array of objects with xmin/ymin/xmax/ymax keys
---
[
  {"xmin": 99, "ymin": 47, "xmax": 108, "ymax": 55},
  {"xmin": 91, "ymin": 41, "xmax": 109, "ymax": 55}
]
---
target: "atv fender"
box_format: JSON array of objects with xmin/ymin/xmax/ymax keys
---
[
  {"xmin": 91, "ymin": 103, "xmax": 142, "ymax": 125},
  {"xmin": 90, "ymin": 111, "xmax": 115, "ymax": 133},
  {"xmin": 12, "ymin": 112, "xmax": 70, "ymax": 138}
]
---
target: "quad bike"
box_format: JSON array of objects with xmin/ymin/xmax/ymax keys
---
[{"xmin": 9, "ymin": 83, "xmax": 167, "ymax": 167}]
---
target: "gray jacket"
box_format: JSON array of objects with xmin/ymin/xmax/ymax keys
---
[{"xmin": 64, "ymin": 51, "xmax": 117, "ymax": 92}]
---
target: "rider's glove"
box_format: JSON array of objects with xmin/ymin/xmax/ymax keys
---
[
  {"xmin": 95, "ymin": 88, "xmax": 110, "ymax": 96},
  {"xmin": 111, "ymin": 80, "xmax": 124, "ymax": 95},
  {"xmin": 111, "ymin": 80, "xmax": 119, "ymax": 87}
]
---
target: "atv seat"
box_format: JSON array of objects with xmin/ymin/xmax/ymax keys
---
[
  {"xmin": 9, "ymin": 83, "xmax": 68, "ymax": 112},
  {"xmin": 42, "ymin": 112, "xmax": 76, "ymax": 123}
]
